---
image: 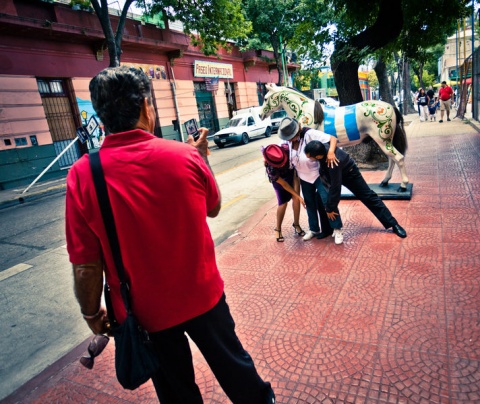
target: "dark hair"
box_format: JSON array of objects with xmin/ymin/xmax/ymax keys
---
[
  {"xmin": 304, "ymin": 140, "xmax": 327, "ymax": 157},
  {"xmin": 441, "ymin": 81, "xmax": 447, "ymax": 85},
  {"xmin": 89, "ymin": 66, "xmax": 152, "ymax": 134}
]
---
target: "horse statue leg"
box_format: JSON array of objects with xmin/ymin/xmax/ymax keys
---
[
  {"xmin": 378, "ymin": 107, "xmax": 409, "ymax": 192},
  {"xmin": 379, "ymin": 158, "xmax": 395, "ymax": 188},
  {"xmin": 378, "ymin": 152, "xmax": 408, "ymax": 192}
]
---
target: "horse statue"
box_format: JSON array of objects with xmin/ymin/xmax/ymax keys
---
[{"xmin": 259, "ymin": 83, "xmax": 409, "ymax": 192}]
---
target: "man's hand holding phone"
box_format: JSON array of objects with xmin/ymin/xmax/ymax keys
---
[{"xmin": 188, "ymin": 127, "xmax": 210, "ymax": 157}]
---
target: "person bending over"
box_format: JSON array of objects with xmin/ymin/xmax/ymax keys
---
[{"xmin": 304, "ymin": 140, "xmax": 407, "ymax": 239}]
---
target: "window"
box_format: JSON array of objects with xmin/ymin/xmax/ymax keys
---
[
  {"xmin": 14, "ymin": 137, "xmax": 28, "ymax": 146},
  {"xmin": 4, "ymin": 139, "xmax": 12, "ymax": 146},
  {"xmin": 37, "ymin": 79, "xmax": 65, "ymax": 96},
  {"xmin": 30, "ymin": 135, "xmax": 38, "ymax": 146}
]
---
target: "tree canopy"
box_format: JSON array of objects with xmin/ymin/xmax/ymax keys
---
[
  {"xmin": 241, "ymin": 0, "xmax": 302, "ymax": 85},
  {"xmin": 91, "ymin": 0, "xmax": 252, "ymax": 66},
  {"xmin": 145, "ymin": 0, "xmax": 252, "ymax": 56}
]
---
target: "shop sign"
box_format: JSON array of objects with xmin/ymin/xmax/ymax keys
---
[
  {"xmin": 121, "ymin": 62, "xmax": 167, "ymax": 80},
  {"xmin": 194, "ymin": 61, "xmax": 233, "ymax": 78}
]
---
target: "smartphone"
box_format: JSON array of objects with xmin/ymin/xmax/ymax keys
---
[{"xmin": 184, "ymin": 118, "xmax": 199, "ymax": 141}]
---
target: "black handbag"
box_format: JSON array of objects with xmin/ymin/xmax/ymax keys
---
[{"xmin": 89, "ymin": 151, "xmax": 161, "ymax": 390}]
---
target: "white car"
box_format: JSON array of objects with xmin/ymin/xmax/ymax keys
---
[
  {"xmin": 270, "ymin": 110, "xmax": 287, "ymax": 133},
  {"xmin": 316, "ymin": 97, "xmax": 340, "ymax": 107},
  {"xmin": 213, "ymin": 112, "xmax": 272, "ymax": 148}
]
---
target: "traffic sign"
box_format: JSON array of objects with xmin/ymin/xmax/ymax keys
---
[
  {"xmin": 86, "ymin": 116, "xmax": 99, "ymax": 135},
  {"xmin": 76, "ymin": 126, "xmax": 89, "ymax": 144}
]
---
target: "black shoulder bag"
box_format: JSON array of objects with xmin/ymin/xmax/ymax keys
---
[{"xmin": 89, "ymin": 151, "xmax": 161, "ymax": 390}]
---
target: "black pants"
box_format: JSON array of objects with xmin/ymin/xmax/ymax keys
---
[
  {"xmin": 342, "ymin": 163, "xmax": 397, "ymax": 229},
  {"xmin": 300, "ymin": 178, "xmax": 333, "ymax": 233},
  {"xmin": 149, "ymin": 294, "xmax": 274, "ymax": 404}
]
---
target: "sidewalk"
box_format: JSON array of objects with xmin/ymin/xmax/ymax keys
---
[{"xmin": 2, "ymin": 112, "xmax": 480, "ymax": 403}]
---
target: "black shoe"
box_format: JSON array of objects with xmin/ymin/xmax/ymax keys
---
[
  {"xmin": 316, "ymin": 230, "xmax": 333, "ymax": 239},
  {"xmin": 392, "ymin": 224, "xmax": 407, "ymax": 238},
  {"xmin": 292, "ymin": 223, "xmax": 306, "ymax": 237},
  {"xmin": 439, "ymin": 120, "xmax": 443, "ymax": 123},
  {"xmin": 447, "ymin": 118, "xmax": 451, "ymax": 121}
]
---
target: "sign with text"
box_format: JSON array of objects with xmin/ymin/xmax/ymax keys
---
[
  {"xmin": 86, "ymin": 116, "xmax": 99, "ymax": 136},
  {"xmin": 76, "ymin": 126, "xmax": 89, "ymax": 144},
  {"xmin": 194, "ymin": 61, "xmax": 233, "ymax": 79}
]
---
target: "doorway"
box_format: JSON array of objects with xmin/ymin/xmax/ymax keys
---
[{"xmin": 194, "ymin": 82, "xmax": 218, "ymax": 134}]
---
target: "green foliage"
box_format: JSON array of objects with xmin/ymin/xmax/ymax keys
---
[
  {"xmin": 367, "ymin": 70, "xmax": 378, "ymax": 89},
  {"xmin": 287, "ymin": 0, "xmax": 471, "ymax": 71},
  {"xmin": 143, "ymin": 0, "xmax": 252, "ymax": 56},
  {"xmin": 397, "ymin": 0, "xmax": 470, "ymax": 59},
  {"xmin": 70, "ymin": 0, "xmax": 92, "ymax": 9},
  {"xmin": 293, "ymin": 70, "xmax": 315, "ymax": 89}
]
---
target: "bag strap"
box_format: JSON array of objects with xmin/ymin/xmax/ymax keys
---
[{"xmin": 89, "ymin": 151, "xmax": 132, "ymax": 313}]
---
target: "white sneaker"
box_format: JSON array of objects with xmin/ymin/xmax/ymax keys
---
[
  {"xmin": 332, "ymin": 229, "xmax": 343, "ymax": 245},
  {"xmin": 303, "ymin": 231, "xmax": 319, "ymax": 241}
]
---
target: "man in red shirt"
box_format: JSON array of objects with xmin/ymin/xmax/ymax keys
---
[
  {"xmin": 438, "ymin": 81, "xmax": 454, "ymax": 122},
  {"xmin": 66, "ymin": 66, "xmax": 274, "ymax": 403}
]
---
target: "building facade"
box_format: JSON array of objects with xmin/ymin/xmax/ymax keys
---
[{"xmin": 0, "ymin": 0, "xmax": 298, "ymax": 189}]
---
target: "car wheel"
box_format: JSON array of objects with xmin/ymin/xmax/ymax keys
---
[
  {"xmin": 241, "ymin": 132, "xmax": 249, "ymax": 145},
  {"xmin": 217, "ymin": 143, "xmax": 225, "ymax": 149},
  {"xmin": 264, "ymin": 126, "xmax": 272, "ymax": 137}
]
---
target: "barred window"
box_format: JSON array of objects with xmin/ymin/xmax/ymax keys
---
[{"xmin": 37, "ymin": 79, "xmax": 65, "ymax": 96}]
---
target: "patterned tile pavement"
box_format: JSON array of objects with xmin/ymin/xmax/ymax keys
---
[{"xmin": 4, "ymin": 113, "xmax": 480, "ymax": 403}]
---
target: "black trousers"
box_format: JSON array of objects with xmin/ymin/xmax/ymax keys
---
[
  {"xmin": 149, "ymin": 294, "xmax": 274, "ymax": 404},
  {"xmin": 342, "ymin": 163, "xmax": 397, "ymax": 229},
  {"xmin": 300, "ymin": 178, "xmax": 333, "ymax": 233}
]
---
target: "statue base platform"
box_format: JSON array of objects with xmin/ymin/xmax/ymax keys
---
[{"xmin": 341, "ymin": 183, "xmax": 413, "ymax": 200}]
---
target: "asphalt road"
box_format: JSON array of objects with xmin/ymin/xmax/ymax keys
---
[{"xmin": 0, "ymin": 132, "xmax": 280, "ymax": 400}]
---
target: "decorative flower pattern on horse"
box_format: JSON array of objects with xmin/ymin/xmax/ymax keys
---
[{"xmin": 260, "ymin": 83, "xmax": 409, "ymax": 191}]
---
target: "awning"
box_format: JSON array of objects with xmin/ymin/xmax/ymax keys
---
[{"xmin": 433, "ymin": 80, "xmax": 458, "ymax": 87}]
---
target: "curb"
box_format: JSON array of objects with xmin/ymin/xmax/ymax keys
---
[{"xmin": 0, "ymin": 184, "xmax": 67, "ymax": 210}]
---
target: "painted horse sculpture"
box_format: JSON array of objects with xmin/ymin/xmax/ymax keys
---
[{"xmin": 259, "ymin": 83, "xmax": 409, "ymax": 191}]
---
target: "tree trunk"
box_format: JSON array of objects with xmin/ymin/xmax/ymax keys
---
[
  {"xmin": 331, "ymin": 52, "xmax": 363, "ymax": 105},
  {"xmin": 403, "ymin": 59, "xmax": 416, "ymax": 114},
  {"xmin": 90, "ymin": 0, "xmax": 134, "ymax": 67},
  {"xmin": 271, "ymin": 34, "xmax": 284, "ymax": 86},
  {"xmin": 374, "ymin": 55, "xmax": 394, "ymax": 105},
  {"xmin": 332, "ymin": 0, "xmax": 403, "ymax": 105}
]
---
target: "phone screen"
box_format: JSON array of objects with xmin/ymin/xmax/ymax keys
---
[{"xmin": 184, "ymin": 119, "xmax": 199, "ymax": 141}]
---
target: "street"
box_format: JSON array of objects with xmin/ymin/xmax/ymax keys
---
[{"xmin": 0, "ymin": 133, "xmax": 280, "ymax": 400}]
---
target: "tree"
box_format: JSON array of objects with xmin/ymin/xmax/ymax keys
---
[
  {"xmin": 90, "ymin": 0, "xmax": 252, "ymax": 67},
  {"xmin": 147, "ymin": 0, "xmax": 252, "ymax": 56},
  {"xmin": 242, "ymin": 0, "xmax": 301, "ymax": 85},
  {"xmin": 90, "ymin": 0, "xmax": 135, "ymax": 67},
  {"xmin": 329, "ymin": 0, "xmax": 404, "ymax": 105}
]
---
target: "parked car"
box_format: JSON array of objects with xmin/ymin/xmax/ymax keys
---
[
  {"xmin": 270, "ymin": 110, "xmax": 287, "ymax": 133},
  {"xmin": 213, "ymin": 107, "xmax": 272, "ymax": 148},
  {"xmin": 316, "ymin": 97, "xmax": 340, "ymax": 107}
]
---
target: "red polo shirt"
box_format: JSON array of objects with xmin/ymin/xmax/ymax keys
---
[
  {"xmin": 65, "ymin": 129, "xmax": 224, "ymax": 332},
  {"xmin": 439, "ymin": 86, "xmax": 453, "ymax": 101}
]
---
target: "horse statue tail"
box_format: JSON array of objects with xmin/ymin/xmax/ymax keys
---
[
  {"xmin": 392, "ymin": 106, "xmax": 408, "ymax": 155},
  {"xmin": 314, "ymin": 100, "xmax": 324, "ymax": 126}
]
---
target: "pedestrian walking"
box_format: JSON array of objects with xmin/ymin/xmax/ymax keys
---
[
  {"xmin": 65, "ymin": 66, "xmax": 275, "ymax": 403},
  {"xmin": 438, "ymin": 81, "xmax": 454, "ymax": 122},
  {"xmin": 416, "ymin": 88, "xmax": 430, "ymax": 122}
]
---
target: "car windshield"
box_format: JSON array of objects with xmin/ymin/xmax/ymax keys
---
[
  {"xmin": 271, "ymin": 110, "xmax": 287, "ymax": 119},
  {"xmin": 226, "ymin": 117, "xmax": 244, "ymax": 128}
]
